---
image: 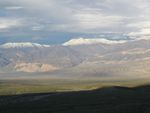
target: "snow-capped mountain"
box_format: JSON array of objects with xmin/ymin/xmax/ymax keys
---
[
  {"xmin": 63, "ymin": 38, "xmax": 127, "ymax": 46},
  {"xmin": 0, "ymin": 39, "xmax": 150, "ymax": 76},
  {"xmin": 0, "ymin": 42, "xmax": 50, "ymax": 48}
]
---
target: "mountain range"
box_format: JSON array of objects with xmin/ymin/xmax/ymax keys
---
[{"xmin": 0, "ymin": 38, "xmax": 150, "ymax": 78}]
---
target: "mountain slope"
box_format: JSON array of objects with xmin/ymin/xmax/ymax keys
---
[{"xmin": 0, "ymin": 39, "xmax": 150, "ymax": 75}]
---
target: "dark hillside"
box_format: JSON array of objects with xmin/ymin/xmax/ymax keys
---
[{"xmin": 1, "ymin": 85, "xmax": 150, "ymax": 113}]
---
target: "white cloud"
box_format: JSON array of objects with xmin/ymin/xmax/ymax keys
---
[
  {"xmin": 5, "ymin": 6, "xmax": 24, "ymax": 10},
  {"xmin": 74, "ymin": 12, "xmax": 124, "ymax": 30},
  {"xmin": 31, "ymin": 26, "xmax": 43, "ymax": 31},
  {"xmin": 128, "ymin": 28, "xmax": 150, "ymax": 40},
  {"xmin": 0, "ymin": 18, "xmax": 22, "ymax": 29}
]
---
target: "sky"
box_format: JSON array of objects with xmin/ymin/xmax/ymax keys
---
[{"xmin": 0, "ymin": 0, "xmax": 150, "ymax": 44}]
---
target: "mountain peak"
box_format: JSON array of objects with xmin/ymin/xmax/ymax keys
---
[
  {"xmin": 0, "ymin": 42, "xmax": 50, "ymax": 48},
  {"xmin": 63, "ymin": 38, "xmax": 127, "ymax": 46}
]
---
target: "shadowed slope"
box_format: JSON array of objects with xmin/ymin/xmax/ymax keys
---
[{"xmin": 0, "ymin": 85, "xmax": 150, "ymax": 113}]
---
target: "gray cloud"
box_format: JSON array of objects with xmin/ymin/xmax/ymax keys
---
[{"xmin": 0, "ymin": 0, "xmax": 150, "ymax": 43}]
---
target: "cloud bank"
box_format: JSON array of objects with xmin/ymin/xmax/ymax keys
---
[{"xmin": 0, "ymin": 0, "xmax": 150, "ymax": 43}]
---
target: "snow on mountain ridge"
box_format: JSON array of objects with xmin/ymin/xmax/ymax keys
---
[
  {"xmin": 0, "ymin": 42, "xmax": 50, "ymax": 48},
  {"xmin": 63, "ymin": 38, "xmax": 127, "ymax": 46}
]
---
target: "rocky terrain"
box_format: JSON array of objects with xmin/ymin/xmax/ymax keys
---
[{"xmin": 0, "ymin": 38, "xmax": 150, "ymax": 78}]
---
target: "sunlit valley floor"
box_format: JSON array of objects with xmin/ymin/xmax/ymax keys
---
[{"xmin": 1, "ymin": 73, "xmax": 150, "ymax": 95}]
